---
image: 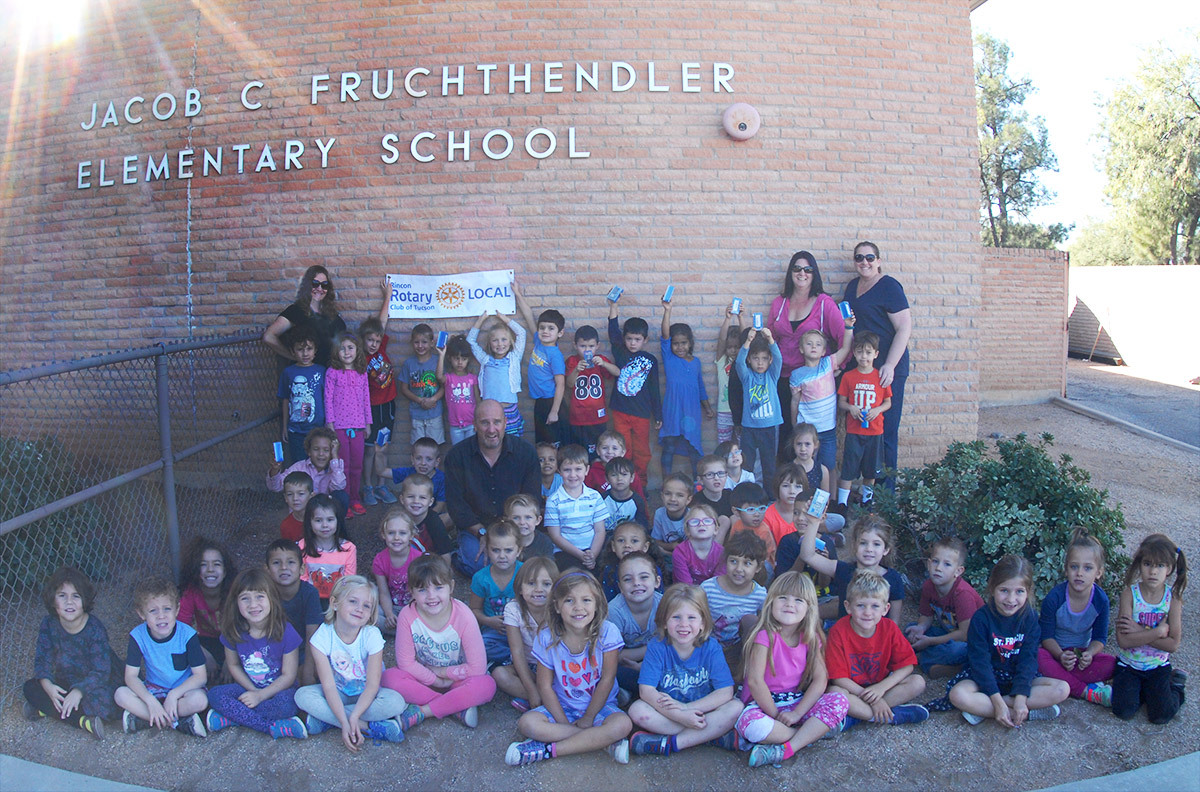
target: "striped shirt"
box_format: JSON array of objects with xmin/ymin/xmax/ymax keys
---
[
  {"xmin": 701, "ymin": 577, "xmax": 767, "ymax": 644},
  {"xmin": 545, "ymin": 485, "xmax": 608, "ymax": 552},
  {"xmin": 789, "ymin": 355, "xmax": 838, "ymax": 432}
]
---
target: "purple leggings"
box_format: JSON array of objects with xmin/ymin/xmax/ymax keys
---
[
  {"xmin": 1036, "ymin": 647, "xmax": 1116, "ymax": 698},
  {"xmin": 207, "ymin": 683, "xmax": 298, "ymax": 734}
]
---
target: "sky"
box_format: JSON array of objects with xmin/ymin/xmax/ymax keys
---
[{"xmin": 970, "ymin": 0, "xmax": 1199, "ymax": 240}]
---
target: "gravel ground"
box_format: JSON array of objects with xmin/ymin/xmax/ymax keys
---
[{"xmin": 2, "ymin": 403, "xmax": 1196, "ymax": 792}]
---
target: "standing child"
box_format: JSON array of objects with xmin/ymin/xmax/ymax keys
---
[
  {"xmin": 468, "ymin": 307, "xmax": 527, "ymax": 436},
  {"xmin": 607, "ymin": 296, "xmax": 662, "ymax": 484},
  {"xmin": 798, "ymin": 511, "xmax": 904, "ymax": 624},
  {"xmin": 360, "ymin": 278, "xmax": 400, "ymax": 507},
  {"xmin": 266, "ymin": 540, "xmax": 322, "ymax": 686},
  {"xmin": 298, "ymin": 494, "xmax": 358, "ymax": 608},
  {"xmin": 599, "ymin": 522, "xmax": 665, "ymax": 601},
  {"xmin": 790, "ymin": 425, "xmax": 845, "ymax": 534},
  {"xmin": 609, "ymin": 552, "xmax": 665, "ymax": 697},
  {"xmin": 586, "ymin": 430, "xmax": 646, "ymax": 497},
  {"xmin": 544, "ymin": 444, "xmax": 608, "ymax": 571},
  {"xmin": 400, "ymin": 323, "xmax": 445, "ymax": 445},
  {"xmin": 383, "ymin": 555, "xmax": 497, "ymax": 731},
  {"xmin": 1037, "ymin": 528, "xmax": 1117, "ymax": 705},
  {"xmin": 701, "ymin": 531, "xmax": 768, "ymax": 671},
  {"xmin": 325, "ymin": 331, "xmax": 372, "ymax": 516},
  {"xmin": 651, "ymin": 473, "xmax": 693, "ymax": 557},
  {"xmin": 713, "ymin": 303, "xmax": 745, "ymax": 446},
  {"xmin": 691, "ymin": 455, "xmax": 734, "ymax": 542},
  {"xmin": 205, "ymin": 568, "xmax": 306, "ymax": 739},
  {"xmin": 382, "ymin": 437, "xmax": 447, "ymax": 515},
  {"xmin": 505, "ymin": 493, "xmax": 557, "ymax": 562},
  {"xmin": 601, "ymin": 457, "xmax": 650, "ymax": 535},
  {"xmin": 514, "ymin": 284, "xmax": 567, "ymax": 446},
  {"xmin": 729, "ymin": 482, "xmax": 777, "ymax": 569},
  {"xmin": 505, "ymin": 571, "xmax": 633, "ymax": 766},
  {"xmin": 565, "ymin": 325, "xmax": 618, "ymax": 455},
  {"xmin": 437, "ymin": 334, "xmax": 479, "ymax": 445},
  {"xmin": 493, "ymin": 557, "xmax": 559, "ymax": 711},
  {"xmin": 114, "ymin": 577, "xmax": 208, "ymax": 736},
  {"xmin": 735, "ymin": 327, "xmax": 784, "ymax": 488},
  {"xmin": 945, "ymin": 555, "xmax": 1069, "ymax": 726},
  {"xmin": 659, "ymin": 296, "xmax": 713, "ymax": 477},
  {"xmin": 629, "ymin": 584, "xmax": 744, "ymax": 756},
  {"xmin": 537, "ymin": 442, "xmax": 562, "ymax": 499},
  {"xmin": 672, "ymin": 504, "xmax": 727, "ymax": 586},
  {"xmin": 1112, "ymin": 534, "xmax": 1186, "ymax": 724},
  {"xmin": 372, "ymin": 508, "xmax": 424, "ymax": 631},
  {"xmin": 294, "ymin": 576, "xmax": 406, "ymax": 749},
  {"xmin": 279, "ymin": 471, "xmax": 314, "ymax": 542},
  {"xmin": 178, "ymin": 537, "xmax": 236, "ymax": 680},
  {"xmin": 23, "ymin": 567, "xmax": 121, "ymax": 738},
  {"xmin": 470, "ymin": 520, "xmax": 524, "ymax": 666},
  {"xmin": 788, "ymin": 318, "xmax": 855, "ymax": 480},
  {"xmin": 277, "ymin": 326, "xmax": 326, "ymax": 465},
  {"xmin": 717, "ymin": 440, "xmax": 756, "ymax": 490},
  {"xmin": 836, "ymin": 331, "xmax": 890, "ymax": 511},
  {"xmin": 267, "ymin": 427, "xmax": 348, "ymax": 515},
  {"xmin": 826, "ymin": 570, "xmax": 928, "ymax": 729},
  {"xmin": 904, "ymin": 537, "xmax": 984, "ymax": 677},
  {"xmin": 737, "ymin": 571, "xmax": 849, "ymax": 768}
]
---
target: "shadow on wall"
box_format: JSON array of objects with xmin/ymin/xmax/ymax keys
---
[{"xmin": 1067, "ymin": 298, "xmax": 1122, "ymax": 364}]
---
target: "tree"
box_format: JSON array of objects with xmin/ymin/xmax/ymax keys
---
[
  {"xmin": 1098, "ymin": 42, "xmax": 1200, "ymax": 265},
  {"xmin": 975, "ymin": 34, "xmax": 1063, "ymax": 248}
]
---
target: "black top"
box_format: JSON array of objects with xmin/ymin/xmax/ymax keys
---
[
  {"xmin": 444, "ymin": 434, "xmax": 541, "ymax": 533},
  {"xmin": 280, "ymin": 303, "xmax": 347, "ymax": 367}
]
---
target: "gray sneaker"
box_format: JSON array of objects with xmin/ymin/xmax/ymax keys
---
[
  {"xmin": 175, "ymin": 713, "xmax": 208, "ymax": 737},
  {"xmin": 1027, "ymin": 705, "xmax": 1061, "ymax": 722}
]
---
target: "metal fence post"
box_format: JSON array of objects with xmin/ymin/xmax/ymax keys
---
[{"xmin": 156, "ymin": 349, "xmax": 182, "ymax": 583}]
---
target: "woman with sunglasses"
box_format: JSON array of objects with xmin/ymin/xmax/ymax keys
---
[
  {"xmin": 841, "ymin": 241, "xmax": 913, "ymax": 490},
  {"xmin": 766, "ymin": 251, "xmax": 845, "ymax": 456},
  {"xmin": 263, "ymin": 265, "xmax": 348, "ymax": 367}
]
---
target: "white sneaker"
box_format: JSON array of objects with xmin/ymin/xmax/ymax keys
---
[
  {"xmin": 961, "ymin": 711, "xmax": 984, "ymax": 725},
  {"xmin": 606, "ymin": 739, "xmax": 630, "ymax": 765}
]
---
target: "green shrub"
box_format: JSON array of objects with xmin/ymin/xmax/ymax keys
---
[
  {"xmin": 875, "ymin": 432, "xmax": 1128, "ymax": 600},
  {"xmin": 0, "ymin": 436, "xmax": 109, "ymax": 590}
]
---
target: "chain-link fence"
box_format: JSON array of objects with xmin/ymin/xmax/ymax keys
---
[{"xmin": 0, "ymin": 331, "xmax": 281, "ymax": 709}]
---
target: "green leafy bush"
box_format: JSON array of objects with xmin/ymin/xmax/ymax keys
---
[
  {"xmin": 875, "ymin": 432, "xmax": 1128, "ymax": 599},
  {"xmin": 0, "ymin": 436, "xmax": 109, "ymax": 590}
]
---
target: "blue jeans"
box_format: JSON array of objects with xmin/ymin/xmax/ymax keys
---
[
  {"xmin": 453, "ymin": 532, "xmax": 487, "ymax": 578},
  {"xmin": 881, "ymin": 375, "xmax": 906, "ymax": 490},
  {"xmin": 911, "ymin": 623, "xmax": 967, "ymax": 671},
  {"xmin": 294, "ymin": 684, "xmax": 405, "ymax": 727},
  {"xmin": 481, "ymin": 627, "xmax": 511, "ymax": 667},
  {"xmin": 816, "ymin": 428, "xmax": 837, "ymax": 481}
]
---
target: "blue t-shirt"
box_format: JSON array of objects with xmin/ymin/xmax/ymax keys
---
[
  {"xmin": 400, "ymin": 355, "xmax": 441, "ymax": 421},
  {"xmin": 638, "ymin": 636, "xmax": 735, "ymax": 703},
  {"xmin": 390, "ymin": 467, "xmax": 447, "ymax": 502},
  {"xmin": 280, "ymin": 582, "xmax": 322, "ymax": 663},
  {"xmin": 527, "ymin": 342, "xmax": 566, "ymax": 400},
  {"xmin": 278, "ymin": 364, "xmax": 326, "ymax": 434},
  {"xmin": 126, "ymin": 622, "xmax": 203, "ymax": 691},
  {"xmin": 843, "ymin": 275, "xmax": 910, "ymax": 379},
  {"xmin": 606, "ymin": 591, "xmax": 662, "ymax": 650},
  {"xmin": 1039, "ymin": 582, "xmax": 1110, "ymax": 651},
  {"xmin": 220, "ymin": 623, "xmax": 303, "ymax": 689},
  {"xmin": 471, "ymin": 562, "xmax": 523, "ymax": 618},
  {"xmin": 735, "ymin": 345, "xmax": 783, "ymax": 429}
]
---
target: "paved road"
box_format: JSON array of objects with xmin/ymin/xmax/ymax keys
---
[{"xmin": 1066, "ymin": 359, "xmax": 1200, "ymax": 448}]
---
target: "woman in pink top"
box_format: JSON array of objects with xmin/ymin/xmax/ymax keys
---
[
  {"xmin": 325, "ymin": 332, "xmax": 372, "ymax": 516},
  {"xmin": 766, "ymin": 251, "xmax": 845, "ymax": 454}
]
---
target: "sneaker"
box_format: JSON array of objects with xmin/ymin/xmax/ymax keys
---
[
  {"xmin": 366, "ymin": 718, "xmax": 405, "ymax": 744},
  {"xmin": 961, "ymin": 711, "xmax": 984, "ymax": 725},
  {"xmin": 345, "ymin": 508, "xmax": 355, "ymax": 520},
  {"xmin": 176, "ymin": 713, "xmax": 207, "ymax": 737},
  {"xmin": 122, "ymin": 711, "xmax": 144, "ymax": 734},
  {"xmin": 510, "ymin": 697, "xmax": 531, "ymax": 713},
  {"xmin": 456, "ymin": 706, "xmax": 479, "ymax": 729},
  {"xmin": 79, "ymin": 715, "xmax": 105, "ymax": 740},
  {"xmin": 606, "ymin": 738, "xmax": 630, "ymax": 765},
  {"xmin": 890, "ymin": 705, "xmax": 930, "ymax": 725},
  {"xmin": 305, "ymin": 714, "xmax": 331, "ymax": 736},
  {"xmin": 350, "ymin": 502, "xmax": 367, "ymax": 516},
  {"xmin": 205, "ymin": 709, "xmax": 233, "ymax": 733},
  {"xmin": 362, "ymin": 487, "xmax": 378, "ymax": 506},
  {"xmin": 821, "ymin": 715, "xmax": 857, "ymax": 739},
  {"xmin": 749, "ymin": 743, "xmax": 787, "ymax": 768},
  {"xmin": 22, "ymin": 701, "xmax": 43, "ymax": 721},
  {"xmin": 1027, "ymin": 705, "xmax": 1061, "ymax": 722},
  {"xmin": 630, "ymin": 731, "xmax": 670, "ymax": 756},
  {"xmin": 708, "ymin": 730, "xmax": 745, "ymax": 752},
  {"xmin": 1084, "ymin": 682, "xmax": 1112, "ymax": 708},
  {"xmin": 397, "ymin": 703, "xmax": 426, "ymax": 732},
  {"xmin": 375, "ymin": 486, "xmax": 397, "ymax": 504},
  {"xmin": 505, "ymin": 739, "xmax": 551, "ymax": 766},
  {"xmin": 268, "ymin": 716, "xmax": 308, "ymax": 740}
]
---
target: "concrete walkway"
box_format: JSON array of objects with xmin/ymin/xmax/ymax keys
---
[
  {"xmin": 1066, "ymin": 359, "xmax": 1200, "ymax": 447},
  {"xmin": 0, "ymin": 754, "xmax": 163, "ymax": 792}
]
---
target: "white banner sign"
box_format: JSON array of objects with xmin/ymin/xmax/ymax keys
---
[{"xmin": 387, "ymin": 269, "xmax": 515, "ymax": 319}]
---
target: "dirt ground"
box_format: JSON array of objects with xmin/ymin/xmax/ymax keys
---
[{"xmin": 3, "ymin": 403, "xmax": 1197, "ymax": 792}]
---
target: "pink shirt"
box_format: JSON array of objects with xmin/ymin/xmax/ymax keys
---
[
  {"xmin": 672, "ymin": 540, "xmax": 726, "ymax": 585},
  {"xmin": 767, "ymin": 293, "xmax": 845, "ymax": 375},
  {"xmin": 444, "ymin": 372, "xmax": 478, "ymax": 428},
  {"xmin": 297, "ymin": 538, "xmax": 357, "ymax": 600},
  {"xmin": 266, "ymin": 458, "xmax": 346, "ymax": 493},
  {"xmin": 324, "ymin": 368, "xmax": 371, "ymax": 430},
  {"xmin": 394, "ymin": 599, "xmax": 488, "ymax": 685},
  {"xmin": 178, "ymin": 587, "xmax": 221, "ymax": 638},
  {"xmin": 742, "ymin": 628, "xmax": 810, "ymax": 698}
]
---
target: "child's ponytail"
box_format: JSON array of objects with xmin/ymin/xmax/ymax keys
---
[{"xmin": 1126, "ymin": 533, "xmax": 1188, "ymax": 598}]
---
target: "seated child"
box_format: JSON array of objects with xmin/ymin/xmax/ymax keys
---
[
  {"xmin": 904, "ymin": 536, "xmax": 983, "ymax": 677},
  {"xmin": 266, "ymin": 539, "xmax": 322, "ymax": 686},
  {"xmin": 382, "ymin": 436, "xmax": 447, "ymax": 515},
  {"xmin": 398, "ymin": 474, "xmax": 454, "ymax": 559},
  {"xmin": 602, "ymin": 457, "xmax": 649, "ymax": 535},
  {"xmin": 586, "ymin": 430, "xmax": 646, "ymax": 497},
  {"xmin": 716, "ymin": 440, "xmax": 756, "ymax": 490},
  {"xmin": 826, "ymin": 569, "xmax": 928, "ymax": 728},
  {"xmin": 114, "ymin": 577, "xmax": 208, "ymax": 736},
  {"xmin": 470, "ymin": 520, "xmax": 524, "ymax": 666},
  {"xmin": 372, "ymin": 508, "xmax": 424, "ymax": 631},
  {"xmin": 23, "ymin": 567, "xmax": 121, "ymax": 737},
  {"xmin": 651, "ymin": 473, "xmax": 692, "ymax": 557},
  {"xmin": 178, "ymin": 536, "xmax": 236, "ymax": 679},
  {"xmin": 672, "ymin": 504, "xmax": 726, "ymax": 586},
  {"xmin": 277, "ymin": 326, "xmax": 325, "ymax": 464},
  {"xmin": 762, "ymin": 464, "xmax": 805, "ymax": 550},
  {"xmin": 505, "ymin": 571, "xmax": 633, "ymax": 766},
  {"xmin": 492, "ymin": 557, "xmax": 559, "ymax": 711},
  {"xmin": 537, "ymin": 442, "xmax": 563, "ymax": 499},
  {"xmin": 628, "ymin": 584, "xmax": 744, "ymax": 756},
  {"xmin": 836, "ymin": 331, "xmax": 891, "ymax": 511},
  {"xmin": 790, "ymin": 424, "xmax": 844, "ymax": 535},
  {"xmin": 297, "ymin": 494, "xmax": 358, "ymax": 607},
  {"xmin": 729, "ymin": 482, "xmax": 777, "ymax": 569},
  {"xmin": 775, "ymin": 485, "xmax": 838, "ymax": 579},
  {"xmin": 383, "ymin": 555, "xmax": 497, "ymax": 731},
  {"xmin": 544, "ymin": 444, "xmax": 608, "ymax": 571},
  {"xmin": 798, "ymin": 510, "xmax": 904, "ymax": 625},
  {"xmin": 505, "ymin": 493, "xmax": 557, "ymax": 563},
  {"xmin": 609, "ymin": 552, "xmax": 665, "ymax": 697},
  {"xmin": 279, "ymin": 471, "xmax": 313, "ymax": 542},
  {"xmin": 267, "ymin": 427, "xmax": 348, "ymax": 515},
  {"xmin": 204, "ymin": 568, "xmax": 306, "ymax": 739},
  {"xmin": 600, "ymin": 522, "xmax": 666, "ymax": 601},
  {"xmin": 295, "ymin": 576, "xmax": 406, "ymax": 748},
  {"xmin": 701, "ymin": 531, "xmax": 768, "ymax": 675},
  {"xmin": 691, "ymin": 455, "xmax": 733, "ymax": 541}
]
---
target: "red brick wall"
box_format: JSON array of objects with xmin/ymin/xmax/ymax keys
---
[
  {"xmin": 1, "ymin": 0, "xmax": 981, "ymax": 466},
  {"xmin": 979, "ymin": 248, "xmax": 1068, "ymax": 405}
]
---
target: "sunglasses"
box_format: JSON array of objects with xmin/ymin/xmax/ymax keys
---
[
  {"xmin": 735, "ymin": 505, "xmax": 768, "ymax": 515},
  {"xmin": 311, "ymin": 280, "xmax": 330, "ymax": 290},
  {"xmin": 854, "ymin": 254, "xmax": 878, "ymax": 263},
  {"xmin": 791, "ymin": 265, "xmax": 814, "ymax": 274},
  {"xmin": 686, "ymin": 517, "xmax": 716, "ymax": 527}
]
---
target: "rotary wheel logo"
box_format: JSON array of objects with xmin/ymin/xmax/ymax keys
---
[{"xmin": 436, "ymin": 282, "xmax": 465, "ymax": 309}]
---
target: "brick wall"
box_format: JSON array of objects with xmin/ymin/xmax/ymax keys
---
[
  {"xmin": 979, "ymin": 248, "xmax": 1068, "ymax": 406},
  {"xmin": 1, "ymin": 0, "xmax": 982, "ymax": 468}
]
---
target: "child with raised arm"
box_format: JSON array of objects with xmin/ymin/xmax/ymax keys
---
[
  {"xmin": 437, "ymin": 334, "xmax": 479, "ymax": 445},
  {"xmin": 493, "ymin": 557, "xmax": 559, "ymax": 711},
  {"xmin": 798, "ymin": 509, "xmax": 904, "ymax": 624},
  {"xmin": 836, "ymin": 331, "xmax": 890, "ymax": 511},
  {"xmin": 277, "ymin": 325, "xmax": 326, "ymax": 464},
  {"xmin": 361, "ymin": 277, "xmax": 400, "ymax": 506},
  {"xmin": 629, "ymin": 584, "xmax": 744, "ymax": 756},
  {"xmin": 607, "ymin": 295, "xmax": 662, "ymax": 483},
  {"xmin": 565, "ymin": 325, "xmax": 618, "ymax": 455},
  {"xmin": 514, "ymin": 284, "xmax": 567, "ymax": 446},
  {"xmin": 23, "ymin": 567, "xmax": 121, "ymax": 738},
  {"xmin": 266, "ymin": 539, "xmax": 322, "ymax": 686},
  {"xmin": 788, "ymin": 313, "xmax": 855, "ymax": 480},
  {"xmin": 713, "ymin": 303, "xmax": 744, "ymax": 446},
  {"xmin": 470, "ymin": 520, "xmax": 524, "ymax": 666},
  {"xmin": 826, "ymin": 569, "xmax": 928, "ymax": 729},
  {"xmin": 468, "ymin": 305, "xmax": 527, "ymax": 436},
  {"xmin": 505, "ymin": 571, "xmax": 633, "ymax": 766},
  {"xmin": 267, "ymin": 427, "xmax": 349, "ymax": 515},
  {"xmin": 904, "ymin": 536, "xmax": 983, "ymax": 677},
  {"xmin": 544, "ymin": 444, "xmax": 608, "ymax": 571},
  {"xmin": 789, "ymin": 424, "xmax": 844, "ymax": 535},
  {"xmin": 659, "ymin": 294, "xmax": 713, "ymax": 477},
  {"xmin": 735, "ymin": 327, "xmax": 783, "ymax": 488}
]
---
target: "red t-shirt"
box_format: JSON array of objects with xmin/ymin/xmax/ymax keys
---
[
  {"xmin": 584, "ymin": 459, "xmax": 646, "ymax": 497},
  {"xmin": 918, "ymin": 575, "xmax": 984, "ymax": 632},
  {"xmin": 838, "ymin": 368, "xmax": 891, "ymax": 436},
  {"xmin": 280, "ymin": 513, "xmax": 304, "ymax": 543},
  {"xmin": 825, "ymin": 614, "xmax": 916, "ymax": 686},
  {"xmin": 366, "ymin": 334, "xmax": 397, "ymax": 405},
  {"xmin": 565, "ymin": 354, "xmax": 612, "ymax": 426}
]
